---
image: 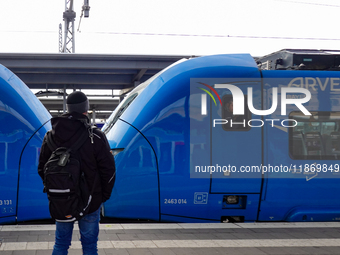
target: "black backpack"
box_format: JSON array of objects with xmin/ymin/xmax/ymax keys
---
[{"xmin": 43, "ymin": 127, "xmax": 94, "ymax": 222}]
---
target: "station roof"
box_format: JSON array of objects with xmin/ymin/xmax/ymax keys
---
[
  {"xmin": 0, "ymin": 53, "xmax": 190, "ymax": 119},
  {"xmin": 0, "ymin": 53, "xmax": 189, "ymax": 90}
]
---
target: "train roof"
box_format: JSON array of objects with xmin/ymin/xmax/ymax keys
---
[{"xmin": 257, "ymin": 49, "xmax": 340, "ymax": 70}]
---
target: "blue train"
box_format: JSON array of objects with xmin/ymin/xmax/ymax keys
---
[
  {"xmin": 1, "ymin": 52, "xmax": 340, "ymax": 224},
  {"xmin": 0, "ymin": 64, "xmax": 51, "ymax": 224}
]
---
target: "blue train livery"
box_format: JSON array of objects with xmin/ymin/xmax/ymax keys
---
[
  {"xmin": 102, "ymin": 53, "xmax": 340, "ymax": 223},
  {"xmin": 1, "ymin": 52, "xmax": 340, "ymax": 224},
  {"xmin": 0, "ymin": 64, "xmax": 51, "ymax": 224}
]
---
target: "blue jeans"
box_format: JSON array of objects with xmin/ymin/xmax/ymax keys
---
[{"xmin": 52, "ymin": 206, "xmax": 101, "ymax": 255}]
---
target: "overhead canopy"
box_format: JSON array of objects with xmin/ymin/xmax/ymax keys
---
[
  {"xmin": 0, "ymin": 53, "xmax": 190, "ymax": 90},
  {"xmin": 0, "ymin": 53, "xmax": 190, "ymax": 119}
]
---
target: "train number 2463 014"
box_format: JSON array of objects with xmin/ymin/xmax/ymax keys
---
[{"xmin": 164, "ymin": 199, "xmax": 187, "ymax": 205}]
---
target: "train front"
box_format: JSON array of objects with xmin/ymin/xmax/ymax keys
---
[
  {"xmin": 0, "ymin": 64, "xmax": 51, "ymax": 224},
  {"xmin": 102, "ymin": 54, "xmax": 261, "ymax": 222}
]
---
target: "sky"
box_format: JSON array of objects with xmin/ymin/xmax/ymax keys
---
[{"xmin": 1, "ymin": 0, "xmax": 340, "ymax": 57}]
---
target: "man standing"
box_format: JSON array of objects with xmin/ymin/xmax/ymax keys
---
[{"xmin": 38, "ymin": 91, "xmax": 116, "ymax": 255}]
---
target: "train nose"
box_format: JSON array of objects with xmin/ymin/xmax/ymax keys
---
[{"xmin": 103, "ymin": 119, "xmax": 160, "ymax": 221}]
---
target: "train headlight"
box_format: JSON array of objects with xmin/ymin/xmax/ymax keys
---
[{"xmin": 110, "ymin": 148, "xmax": 124, "ymax": 156}]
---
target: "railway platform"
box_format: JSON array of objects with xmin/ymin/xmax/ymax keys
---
[{"xmin": 1, "ymin": 222, "xmax": 340, "ymax": 254}]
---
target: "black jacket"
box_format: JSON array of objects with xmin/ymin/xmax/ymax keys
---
[{"xmin": 38, "ymin": 112, "xmax": 116, "ymax": 214}]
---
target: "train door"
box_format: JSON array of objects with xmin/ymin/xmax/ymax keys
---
[
  {"xmin": 258, "ymin": 71, "xmax": 340, "ymax": 222},
  {"xmin": 210, "ymin": 80, "xmax": 263, "ymax": 221}
]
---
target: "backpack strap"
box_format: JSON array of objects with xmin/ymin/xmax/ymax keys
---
[
  {"xmin": 47, "ymin": 127, "xmax": 90, "ymax": 167},
  {"xmin": 46, "ymin": 126, "xmax": 90, "ymax": 153}
]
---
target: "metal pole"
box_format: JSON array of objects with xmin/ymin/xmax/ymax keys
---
[
  {"xmin": 92, "ymin": 109, "xmax": 96, "ymax": 125},
  {"xmin": 72, "ymin": 15, "xmax": 75, "ymax": 53},
  {"xmin": 59, "ymin": 24, "xmax": 63, "ymax": 53},
  {"xmin": 63, "ymin": 0, "xmax": 68, "ymax": 53},
  {"xmin": 62, "ymin": 0, "xmax": 75, "ymax": 53},
  {"xmin": 63, "ymin": 85, "xmax": 67, "ymax": 113}
]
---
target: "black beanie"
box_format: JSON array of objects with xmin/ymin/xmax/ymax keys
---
[{"xmin": 66, "ymin": 91, "xmax": 89, "ymax": 114}]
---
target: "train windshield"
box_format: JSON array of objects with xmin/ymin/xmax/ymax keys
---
[
  {"xmin": 289, "ymin": 111, "xmax": 340, "ymax": 159},
  {"xmin": 102, "ymin": 58, "xmax": 188, "ymax": 134}
]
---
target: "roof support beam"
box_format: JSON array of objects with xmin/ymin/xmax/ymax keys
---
[{"xmin": 132, "ymin": 68, "xmax": 148, "ymax": 82}]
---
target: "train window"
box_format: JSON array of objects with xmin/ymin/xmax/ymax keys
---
[
  {"xmin": 102, "ymin": 59, "xmax": 189, "ymax": 134},
  {"xmin": 222, "ymin": 95, "xmax": 251, "ymax": 131},
  {"xmin": 289, "ymin": 111, "xmax": 340, "ymax": 160},
  {"xmin": 102, "ymin": 93, "xmax": 138, "ymax": 134}
]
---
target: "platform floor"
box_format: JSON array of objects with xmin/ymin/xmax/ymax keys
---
[{"xmin": 1, "ymin": 222, "xmax": 340, "ymax": 254}]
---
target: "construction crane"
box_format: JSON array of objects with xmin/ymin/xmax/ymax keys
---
[
  {"xmin": 60, "ymin": 0, "xmax": 90, "ymax": 53},
  {"xmin": 56, "ymin": 0, "xmax": 90, "ymax": 114}
]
